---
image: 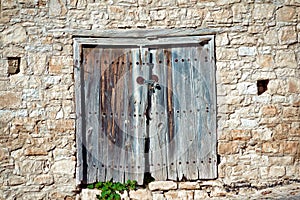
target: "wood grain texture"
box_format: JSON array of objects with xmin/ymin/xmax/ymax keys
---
[{"xmin": 74, "ymin": 36, "xmax": 216, "ymax": 184}]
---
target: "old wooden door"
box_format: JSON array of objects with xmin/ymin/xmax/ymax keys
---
[{"xmin": 74, "ymin": 36, "xmax": 216, "ymax": 185}]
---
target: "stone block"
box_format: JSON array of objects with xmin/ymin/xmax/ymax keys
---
[
  {"xmin": 256, "ymin": 55, "xmax": 274, "ymax": 68},
  {"xmin": 230, "ymin": 129, "xmax": 251, "ymax": 141},
  {"xmin": 218, "ymin": 141, "xmax": 240, "ymax": 155},
  {"xmin": 238, "ymin": 46, "xmax": 256, "ymax": 56},
  {"xmin": 281, "ymin": 141, "xmax": 299, "ymax": 155},
  {"xmin": 288, "ymin": 78, "xmax": 300, "ymax": 93},
  {"xmin": 268, "ymin": 156, "xmax": 294, "ymax": 166},
  {"xmin": 80, "ymin": 189, "xmax": 100, "ymax": 200},
  {"xmin": 8, "ymin": 176, "xmax": 26, "ymax": 186},
  {"xmin": 49, "ymin": 0, "xmax": 67, "ymax": 16},
  {"xmin": 152, "ymin": 192, "xmax": 164, "ymax": 200},
  {"xmin": 0, "ymin": 92, "xmax": 22, "ymax": 109},
  {"xmin": 276, "ymin": 6, "xmax": 296, "ymax": 22},
  {"xmin": 51, "ymin": 159, "xmax": 75, "ymax": 175},
  {"xmin": 241, "ymin": 119, "xmax": 258, "ymax": 128},
  {"xmin": 164, "ymin": 190, "xmax": 178, "ymax": 199},
  {"xmin": 283, "ymin": 107, "xmax": 299, "ymax": 118},
  {"xmin": 261, "ymin": 105, "xmax": 277, "ymax": 117},
  {"xmin": 268, "ymin": 166, "xmax": 286, "ymax": 178},
  {"xmin": 33, "ymin": 174, "xmax": 54, "ymax": 185},
  {"xmin": 49, "ymin": 56, "xmax": 73, "ymax": 75},
  {"xmin": 262, "ymin": 142, "xmax": 280, "ymax": 154},
  {"xmin": 194, "ymin": 190, "xmax": 209, "ymax": 199},
  {"xmin": 149, "ymin": 181, "xmax": 177, "ymax": 191},
  {"xmin": 278, "ymin": 26, "xmax": 297, "ymax": 45},
  {"xmin": 47, "ymin": 119, "xmax": 75, "ymax": 132},
  {"xmin": 216, "ymin": 48, "xmax": 238, "ymax": 60},
  {"xmin": 275, "ymin": 50, "xmax": 297, "ymax": 68},
  {"xmin": 178, "ymin": 182, "xmax": 200, "ymax": 189},
  {"xmin": 264, "ymin": 30, "xmax": 278, "ymax": 45},
  {"xmin": 1, "ymin": 24, "xmax": 27, "ymax": 45},
  {"xmin": 237, "ymin": 82, "xmax": 257, "ymax": 95},
  {"xmin": 129, "ymin": 189, "xmax": 152, "ymax": 200},
  {"xmin": 25, "ymin": 148, "xmax": 48, "ymax": 156},
  {"xmin": 253, "ymin": 4, "xmax": 275, "ymax": 20},
  {"xmin": 215, "ymin": 33, "xmax": 229, "ymax": 46},
  {"xmin": 290, "ymin": 122, "xmax": 300, "ymax": 136}
]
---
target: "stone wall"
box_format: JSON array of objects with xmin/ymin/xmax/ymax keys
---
[{"xmin": 0, "ymin": 0, "xmax": 299, "ymax": 199}]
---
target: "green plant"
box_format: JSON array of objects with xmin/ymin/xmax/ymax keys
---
[{"xmin": 87, "ymin": 179, "xmax": 137, "ymax": 200}]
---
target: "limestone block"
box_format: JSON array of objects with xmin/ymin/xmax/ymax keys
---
[
  {"xmin": 253, "ymin": 4, "xmax": 275, "ymax": 20},
  {"xmin": 268, "ymin": 166, "xmax": 286, "ymax": 178},
  {"xmin": 256, "ymin": 55, "xmax": 274, "ymax": 68},
  {"xmin": 282, "ymin": 107, "xmax": 300, "ymax": 118},
  {"xmin": 278, "ymin": 26, "xmax": 297, "ymax": 45},
  {"xmin": 218, "ymin": 141, "xmax": 240, "ymax": 155},
  {"xmin": 0, "ymin": 92, "xmax": 22, "ymax": 109},
  {"xmin": 129, "ymin": 189, "xmax": 152, "ymax": 200},
  {"xmin": 238, "ymin": 46, "xmax": 256, "ymax": 56},
  {"xmin": 276, "ymin": 6, "xmax": 296, "ymax": 22},
  {"xmin": 164, "ymin": 191, "xmax": 178, "ymax": 199},
  {"xmin": 149, "ymin": 181, "xmax": 177, "ymax": 191},
  {"xmin": 33, "ymin": 174, "xmax": 54, "ymax": 185},
  {"xmin": 194, "ymin": 190, "xmax": 209, "ymax": 199},
  {"xmin": 22, "ymin": 89, "xmax": 40, "ymax": 101},
  {"xmin": 210, "ymin": 186, "xmax": 227, "ymax": 197},
  {"xmin": 46, "ymin": 119, "xmax": 75, "ymax": 132},
  {"xmin": 152, "ymin": 192, "xmax": 164, "ymax": 200},
  {"xmin": 268, "ymin": 156, "xmax": 294, "ymax": 166},
  {"xmin": 177, "ymin": 190, "xmax": 194, "ymax": 200},
  {"xmin": 262, "ymin": 142, "xmax": 280, "ymax": 154},
  {"xmin": 2, "ymin": 24, "xmax": 27, "ymax": 45},
  {"xmin": 49, "ymin": 0, "xmax": 67, "ymax": 16},
  {"xmin": 8, "ymin": 176, "xmax": 26, "ymax": 186},
  {"xmin": 261, "ymin": 105, "xmax": 277, "ymax": 117},
  {"xmin": 231, "ymin": 35, "xmax": 257, "ymax": 45},
  {"xmin": 150, "ymin": 10, "xmax": 166, "ymax": 21},
  {"xmin": 232, "ymin": 3, "xmax": 247, "ymax": 22},
  {"xmin": 288, "ymin": 78, "xmax": 300, "ymax": 93},
  {"xmin": 237, "ymin": 82, "xmax": 257, "ymax": 95},
  {"xmin": 241, "ymin": 119, "xmax": 257, "ymax": 128},
  {"xmin": 80, "ymin": 189, "xmax": 100, "ymax": 200},
  {"xmin": 51, "ymin": 159, "xmax": 75, "ymax": 175},
  {"xmin": 210, "ymin": 8, "xmax": 232, "ymax": 23},
  {"xmin": 178, "ymin": 182, "xmax": 200, "ymax": 189},
  {"xmin": 230, "ymin": 130, "xmax": 251, "ymax": 141},
  {"xmin": 0, "ymin": 147, "xmax": 9, "ymax": 161},
  {"xmin": 264, "ymin": 30, "xmax": 278, "ymax": 45},
  {"xmin": 290, "ymin": 122, "xmax": 300, "ymax": 136},
  {"xmin": 25, "ymin": 148, "xmax": 48, "ymax": 156},
  {"xmin": 216, "ymin": 48, "xmax": 238, "ymax": 60},
  {"xmin": 275, "ymin": 50, "xmax": 297, "ymax": 68},
  {"xmin": 49, "ymin": 56, "xmax": 73, "ymax": 75},
  {"xmin": 1, "ymin": 0, "xmax": 17, "ymax": 9},
  {"xmin": 215, "ymin": 33, "xmax": 229, "ymax": 46},
  {"xmin": 281, "ymin": 141, "xmax": 299, "ymax": 155}
]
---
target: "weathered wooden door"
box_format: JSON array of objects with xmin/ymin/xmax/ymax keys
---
[{"xmin": 74, "ymin": 36, "xmax": 216, "ymax": 185}]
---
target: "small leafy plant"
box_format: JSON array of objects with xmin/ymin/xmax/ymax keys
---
[{"xmin": 87, "ymin": 179, "xmax": 137, "ymax": 200}]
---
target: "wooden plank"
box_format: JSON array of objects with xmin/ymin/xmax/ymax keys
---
[
  {"xmin": 83, "ymin": 47, "xmax": 99, "ymax": 183},
  {"xmin": 123, "ymin": 48, "xmax": 146, "ymax": 185},
  {"xmin": 66, "ymin": 29, "xmax": 220, "ymax": 39},
  {"xmin": 73, "ymin": 36, "xmax": 212, "ymax": 48},
  {"xmin": 185, "ymin": 47, "xmax": 199, "ymax": 180},
  {"xmin": 97, "ymin": 48, "xmax": 107, "ymax": 182},
  {"xmin": 74, "ymin": 40, "xmax": 84, "ymax": 184},
  {"xmin": 148, "ymin": 48, "xmax": 168, "ymax": 180},
  {"xmin": 192, "ymin": 43, "xmax": 217, "ymax": 179}
]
